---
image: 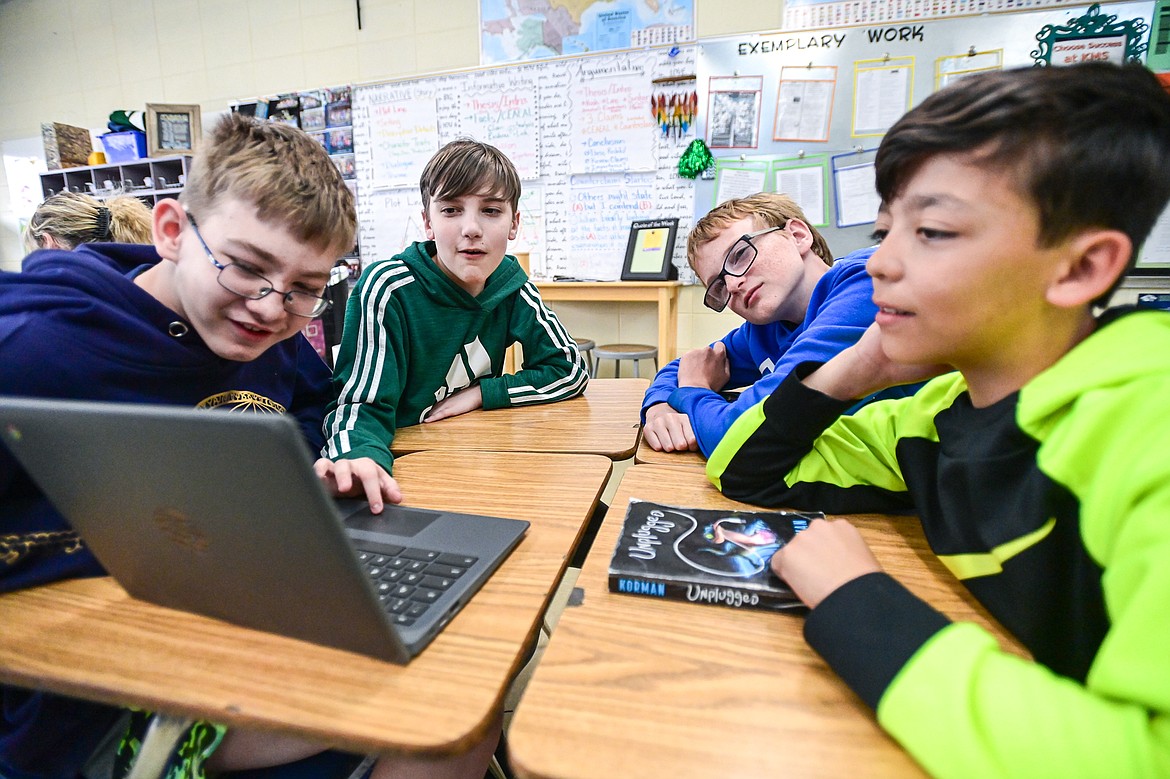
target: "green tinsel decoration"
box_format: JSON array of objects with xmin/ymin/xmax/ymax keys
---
[{"xmin": 677, "ymin": 138, "xmax": 714, "ymax": 179}]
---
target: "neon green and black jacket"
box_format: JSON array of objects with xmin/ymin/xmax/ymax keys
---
[
  {"xmin": 323, "ymin": 241, "xmax": 589, "ymax": 474},
  {"xmin": 707, "ymin": 307, "xmax": 1170, "ymax": 779}
]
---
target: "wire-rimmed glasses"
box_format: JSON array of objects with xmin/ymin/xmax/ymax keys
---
[{"xmin": 186, "ymin": 211, "xmax": 331, "ymax": 319}]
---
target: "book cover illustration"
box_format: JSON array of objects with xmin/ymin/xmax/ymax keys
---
[{"xmin": 607, "ymin": 499, "xmax": 821, "ymax": 612}]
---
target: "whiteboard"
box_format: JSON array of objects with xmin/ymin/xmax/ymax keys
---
[{"xmin": 353, "ymin": 46, "xmax": 697, "ymax": 281}]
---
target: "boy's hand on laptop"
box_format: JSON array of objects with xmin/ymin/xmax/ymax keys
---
[
  {"xmin": 424, "ymin": 385, "xmax": 483, "ymax": 423},
  {"xmin": 643, "ymin": 403, "xmax": 699, "ymax": 452},
  {"xmin": 806, "ymin": 323, "xmax": 950, "ymax": 401},
  {"xmin": 678, "ymin": 342, "xmax": 731, "ymax": 392},
  {"xmin": 314, "ymin": 457, "xmax": 402, "ymax": 512},
  {"xmin": 770, "ymin": 518, "xmax": 881, "ymax": 609}
]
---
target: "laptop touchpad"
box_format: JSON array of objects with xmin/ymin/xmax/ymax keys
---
[{"xmin": 342, "ymin": 503, "xmax": 441, "ymax": 537}]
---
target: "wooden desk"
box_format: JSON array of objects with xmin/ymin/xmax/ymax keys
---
[
  {"xmin": 392, "ymin": 378, "xmax": 649, "ymax": 461},
  {"xmin": 0, "ymin": 451, "xmax": 612, "ymax": 761},
  {"xmin": 534, "ymin": 280, "xmax": 683, "ymax": 363},
  {"xmin": 508, "ymin": 465, "xmax": 1026, "ymax": 779},
  {"xmin": 633, "ymin": 437, "xmax": 707, "ymax": 468}
]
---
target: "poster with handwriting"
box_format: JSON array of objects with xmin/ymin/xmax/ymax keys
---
[
  {"xmin": 569, "ymin": 54, "xmax": 656, "ymax": 174},
  {"xmin": 367, "ymin": 93, "xmax": 440, "ymax": 189},
  {"xmin": 354, "ymin": 45, "xmax": 695, "ymax": 280},
  {"xmin": 461, "ymin": 75, "xmax": 540, "ymax": 180},
  {"xmin": 567, "ymin": 173, "xmax": 657, "ymax": 278}
]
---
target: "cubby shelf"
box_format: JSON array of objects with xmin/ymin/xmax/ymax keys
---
[{"xmin": 39, "ymin": 155, "xmax": 192, "ymax": 204}]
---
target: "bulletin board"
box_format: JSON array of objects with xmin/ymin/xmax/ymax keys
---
[
  {"xmin": 351, "ymin": 45, "xmax": 698, "ymax": 281},
  {"xmin": 695, "ymin": 1, "xmax": 1156, "ymax": 264}
]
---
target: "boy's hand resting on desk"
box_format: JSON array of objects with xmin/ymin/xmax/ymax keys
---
[
  {"xmin": 314, "ymin": 457, "xmax": 402, "ymax": 513},
  {"xmin": 643, "ymin": 403, "xmax": 699, "ymax": 452},
  {"xmin": 771, "ymin": 519, "xmax": 881, "ymax": 609},
  {"xmin": 678, "ymin": 342, "xmax": 731, "ymax": 392},
  {"xmin": 424, "ymin": 385, "xmax": 483, "ymax": 423}
]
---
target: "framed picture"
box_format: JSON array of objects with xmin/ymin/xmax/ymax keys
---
[
  {"xmin": 145, "ymin": 103, "xmax": 202, "ymax": 157},
  {"xmin": 621, "ymin": 218, "xmax": 679, "ymax": 281},
  {"xmin": 1032, "ymin": 4, "xmax": 1148, "ymax": 67}
]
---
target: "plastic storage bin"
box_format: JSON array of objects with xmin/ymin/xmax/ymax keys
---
[{"xmin": 100, "ymin": 130, "xmax": 147, "ymax": 163}]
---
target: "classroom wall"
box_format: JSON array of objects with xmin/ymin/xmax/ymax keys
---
[
  {"xmin": 7, "ymin": 1, "xmax": 1153, "ymax": 358},
  {"xmin": 0, "ymin": 0, "xmax": 773, "ymax": 356}
]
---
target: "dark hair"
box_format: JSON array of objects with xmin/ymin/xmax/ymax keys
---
[
  {"xmin": 419, "ymin": 138, "xmax": 521, "ymax": 213},
  {"xmin": 876, "ymin": 63, "xmax": 1170, "ymax": 294},
  {"xmin": 181, "ymin": 113, "xmax": 356, "ymax": 257}
]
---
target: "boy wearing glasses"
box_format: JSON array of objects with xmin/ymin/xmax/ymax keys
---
[
  {"xmin": 0, "ymin": 116, "xmax": 470, "ymax": 779},
  {"xmin": 642, "ymin": 193, "xmax": 904, "ymax": 457}
]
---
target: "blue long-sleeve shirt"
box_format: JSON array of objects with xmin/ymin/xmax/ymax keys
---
[{"xmin": 641, "ymin": 248, "xmax": 879, "ymax": 457}]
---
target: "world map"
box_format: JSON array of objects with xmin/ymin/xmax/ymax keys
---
[{"xmin": 480, "ymin": 0, "xmax": 694, "ymax": 64}]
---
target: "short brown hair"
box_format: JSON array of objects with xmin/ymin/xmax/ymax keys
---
[
  {"xmin": 419, "ymin": 138, "xmax": 521, "ymax": 213},
  {"xmin": 181, "ymin": 113, "xmax": 356, "ymax": 257},
  {"xmin": 25, "ymin": 192, "xmax": 153, "ymax": 252},
  {"xmin": 687, "ymin": 193, "xmax": 833, "ymax": 273}
]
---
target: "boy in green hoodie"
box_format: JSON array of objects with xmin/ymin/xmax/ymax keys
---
[{"xmin": 318, "ymin": 139, "xmax": 589, "ymax": 501}]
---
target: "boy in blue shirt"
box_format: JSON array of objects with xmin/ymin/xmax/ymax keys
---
[
  {"xmin": 641, "ymin": 193, "xmax": 884, "ymax": 457},
  {"xmin": 708, "ymin": 62, "xmax": 1170, "ymax": 777}
]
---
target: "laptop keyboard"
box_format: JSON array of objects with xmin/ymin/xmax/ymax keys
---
[{"xmin": 355, "ymin": 546, "xmax": 479, "ymax": 627}]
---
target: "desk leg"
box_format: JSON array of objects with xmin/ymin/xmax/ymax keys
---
[
  {"xmin": 126, "ymin": 713, "xmax": 195, "ymax": 779},
  {"xmin": 657, "ymin": 288, "xmax": 678, "ymax": 364}
]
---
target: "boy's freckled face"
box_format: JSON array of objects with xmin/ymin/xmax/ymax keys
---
[
  {"xmin": 693, "ymin": 216, "xmax": 808, "ymax": 325},
  {"xmin": 423, "ymin": 190, "xmax": 520, "ymax": 298},
  {"xmin": 169, "ymin": 199, "xmax": 336, "ymax": 362},
  {"xmin": 866, "ymin": 153, "xmax": 1067, "ymax": 373}
]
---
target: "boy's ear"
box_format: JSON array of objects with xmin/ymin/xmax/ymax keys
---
[
  {"xmin": 785, "ymin": 217, "xmax": 815, "ymax": 257},
  {"xmin": 1047, "ymin": 229, "xmax": 1132, "ymax": 308},
  {"xmin": 421, "ymin": 207, "xmax": 434, "ymax": 240},
  {"xmin": 509, "ymin": 209, "xmax": 520, "ymax": 241},
  {"xmin": 152, "ymin": 199, "xmax": 185, "ymax": 262}
]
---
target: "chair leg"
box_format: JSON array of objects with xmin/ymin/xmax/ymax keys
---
[{"xmin": 634, "ymin": 359, "xmax": 640, "ymax": 378}]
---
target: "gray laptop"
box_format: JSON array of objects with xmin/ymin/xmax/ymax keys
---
[{"xmin": 0, "ymin": 397, "xmax": 529, "ymax": 664}]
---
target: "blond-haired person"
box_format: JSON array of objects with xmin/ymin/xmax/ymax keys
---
[
  {"xmin": 642, "ymin": 192, "xmax": 914, "ymax": 456},
  {"xmin": 0, "ymin": 114, "xmax": 450, "ymax": 779},
  {"xmin": 24, "ymin": 191, "xmax": 153, "ymax": 251}
]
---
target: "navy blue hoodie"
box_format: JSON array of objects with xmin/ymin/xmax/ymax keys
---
[{"xmin": 0, "ymin": 242, "xmax": 331, "ymax": 778}]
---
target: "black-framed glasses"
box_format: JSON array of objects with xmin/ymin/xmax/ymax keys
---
[
  {"xmin": 702, "ymin": 223, "xmax": 786, "ymax": 312},
  {"xmin": 186, "ymin": 211, "xmax": 331, "ymax": 319}
]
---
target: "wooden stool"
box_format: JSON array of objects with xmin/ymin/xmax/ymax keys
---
[
  {"xmin": 574, "ymin": 338, "xmax": 595, "ymax": 370},
  {"xmin": 592, "ymin": 343, "xmax": 657, "ymax": 378}
]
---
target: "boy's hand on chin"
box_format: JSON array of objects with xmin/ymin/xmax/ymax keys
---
[
  {"xmin": 809, "ymin": 323, "xmax": 950, "ymax": 401},
  {"xmin": 424, "ymin": 385, "xmax": 483, "ymax": 423},
  {"xmin": 314, "ymin": 457, "xmax": 403, "ymax": 512},
  {"xmin": 859, "ymin": 323, "xmax": 950, "ymax": 389}
]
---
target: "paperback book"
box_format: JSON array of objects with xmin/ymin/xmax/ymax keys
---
[{"xmin": 607, "ymin": 499, "xmax": 822, "ymax": 612}]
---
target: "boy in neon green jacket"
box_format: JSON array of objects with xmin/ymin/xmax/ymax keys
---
[{"xmin": 707, "ymin": 63, "xmax": 1170, "ymax": 778}]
